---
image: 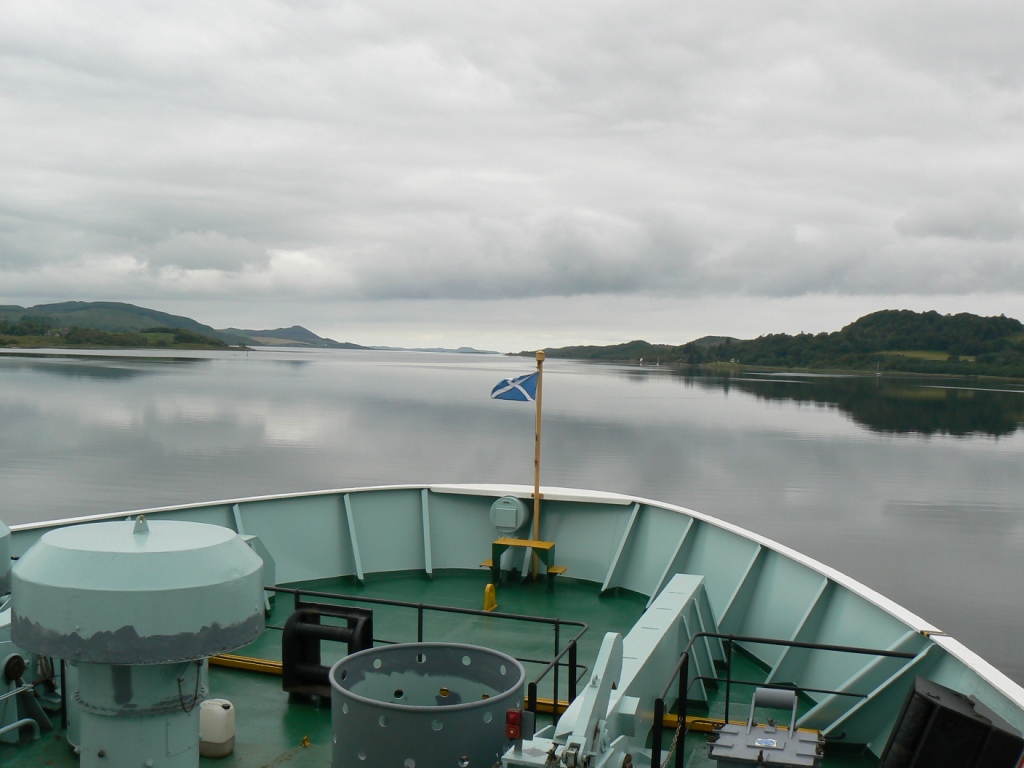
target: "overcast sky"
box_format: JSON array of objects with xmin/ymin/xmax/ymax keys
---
[{"xmin": 2, "ymin": 1, "xmax": 1023, "ymax": 350}]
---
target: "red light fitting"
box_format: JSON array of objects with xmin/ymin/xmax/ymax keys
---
[{"xmin": 506, "ymin": 708, "xmax": 523, "ymax": 739}]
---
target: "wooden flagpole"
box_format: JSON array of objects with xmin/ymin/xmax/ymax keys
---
[{"xmin": 532, "ymin": 350, "xmax": 544, "ymax": 578}]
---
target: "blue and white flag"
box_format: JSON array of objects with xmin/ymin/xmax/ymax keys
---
[{"xmin": 490, "ymin": 372, "xmax": 539, "ymax": 402}]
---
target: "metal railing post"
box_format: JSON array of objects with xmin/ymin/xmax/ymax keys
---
[
  {"xmin": 676, "ymin": 652, "xmax": 688, "ymax": 768},
  {"xmin": 553, "ymin": 619, "xmax": 561, "ymax": 714},
  {"xmin": 60, "ymin": 658, "xmax": 67, "ymax": 730},
  {"xmin": 724, "ymin": 637, "xmax": 733, "ymax": 725},
  {"xmin": 417, "ymin": 604, "xmax": 424, "ymax": 642},
  {"xmin": 569, "ymin": 640, "xmax": 578, "ymax": 702},
  {"xmin": 652, "ymin": 697, "xmax": 664, "ymax": 767}
]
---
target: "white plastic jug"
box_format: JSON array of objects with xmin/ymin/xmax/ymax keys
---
[{"xmin": 199, "ymin": 699, "xmax": 236, "ymax": 758}]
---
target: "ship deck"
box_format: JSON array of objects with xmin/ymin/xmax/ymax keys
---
[{"xmin": 2, "ymin": 571, "xmax": 880, "ymax": 767}]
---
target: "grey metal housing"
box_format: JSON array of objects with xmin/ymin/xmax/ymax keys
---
[{"xmin": 331, "ymin": 642, "xmax": 525, "ymax": 768}]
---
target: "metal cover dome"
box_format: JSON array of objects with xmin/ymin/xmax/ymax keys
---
[{"xmin": 12, "ymin": 518, "xmax": 265, "ymax": 664}]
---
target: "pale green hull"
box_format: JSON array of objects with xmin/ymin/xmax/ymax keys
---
[{"xmin": 2, "ymin": 483, "xmax": 1023, "ymax": 764}]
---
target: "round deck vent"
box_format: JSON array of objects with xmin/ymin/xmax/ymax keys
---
[
  {"xmin": 12, "ymin": 517, "xmax": 264, "ymax": 663},
  {"xmin": 331, "ymin": 642, "xmax": 525, "ymax": 768},
  {"xmin": 12, "ymin": 518, "xmax": 264, "ymax": 768}
]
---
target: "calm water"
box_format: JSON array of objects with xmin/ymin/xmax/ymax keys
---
[{"xmin": 1, "ymin": 348, "xmax": 1023, "ymax": 685}]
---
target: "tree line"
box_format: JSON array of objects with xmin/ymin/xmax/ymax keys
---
[
  {"xmin": 525, "ymin": 310, "xmax": 1024, "ymax": 378},
  {"xmin": 0, "ymin": 317, "xmax": 230, "ymax": 349}
]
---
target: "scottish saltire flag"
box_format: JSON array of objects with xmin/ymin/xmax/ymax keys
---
[{"xmin": 490, "ymin": 372, "xmax": 539, "ymax": 401}]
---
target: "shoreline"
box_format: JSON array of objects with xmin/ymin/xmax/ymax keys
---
[{"xmin": 544, "ymin": 356, "xmax": 1024, "ymax": 385}]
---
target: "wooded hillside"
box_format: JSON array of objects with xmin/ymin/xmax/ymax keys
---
[{"xmin": 528, "ymin": 310, "xmax": 1024, "ymax": 377}]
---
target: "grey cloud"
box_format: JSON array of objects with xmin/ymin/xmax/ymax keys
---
[
  {"xmin": 342, "ymin": 209, "xmax": 703, "ymax": 299},
  {"xmin": 145, "ymin": 231, "xmax": 269, "ymax": 271},
  {"xmin": 895, "ymin": 200, "xmax": 1024, "ymax": 243},
  {"xmin": 835, "ymin": 1, "xmax": 1024, "ymax": 90},
  {"xmin": 2, "ymin": 0, "xmax": 1024, "ymax": 319}
]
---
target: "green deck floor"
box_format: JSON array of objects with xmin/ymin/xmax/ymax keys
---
[{"xmin": 1, "ymin": 571, "xmax": 880, "ymax": 767}]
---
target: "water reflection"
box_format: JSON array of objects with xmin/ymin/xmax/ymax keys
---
[
  {"xmin": 884, "ymin": 501, "xmax": 1024, "ymax": 535},
  {"xmin": 0, "ymin": 352, "xmax": 209, "ymax": 381},
  {"xmin": 630, "ymin": 369, "xmax": 1024, "ymax": 436},
  {"xmin": 1, "ymin": 350, "xmax": 1023, "ymax": 686}
]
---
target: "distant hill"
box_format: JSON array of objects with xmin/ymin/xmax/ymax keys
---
[
  {"xmin": 219, "ymin": 326, "xmax": 367, "ymax": 349},
  {"xmin": 522, "ymin": 340, "xmax": 676, "ymax": 362},
  {"xmin": 691, "ymin": 335, "xmax": 737, "ymax": 347},
  {"xmin": 0, "ymin": 301, "xmax": 227, "ymax": 337},
  {"xmin": 372, "ymin": 345, "xmax": 499, "ymax": 354},
  {"xmin": 524, "ymin": 310, "xmax": 1024, "ymax": 378},
  {"xmin": 518, "ymin": 337, "xmax": 738, "ymax": 363},
  {"xmin": 0, "ymin": 302, "xmax": 364, "ymax": 348},
  {"xmin": 715, "ymin": 310, "xmax": 1024, "ymax": 374}
]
